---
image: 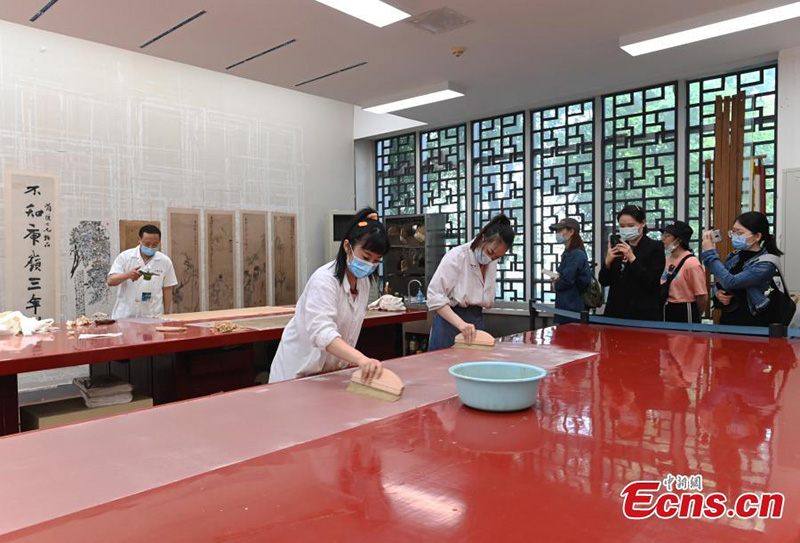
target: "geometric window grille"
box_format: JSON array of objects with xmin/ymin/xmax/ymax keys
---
[
  {"xmin": 602, "ymin": 83, "xmax": 678, "ymax": 242},
  {"xmin": 471, "ymin": 113, "xmax": 526, "ymax": 302},
  {"xmin": 376, "ymin": 133, "xmax": 416, "ymax": 217},
  {"xmin": 531, "ymin": 100, "xmax": 595, "ymax": 303},
  {"xmin": 421, "ymin": 124, "xmax": 467, "ymax": 249},
  {"xmin": 686, "ymin": 65, "xmax": 777, "ymax": 248}
]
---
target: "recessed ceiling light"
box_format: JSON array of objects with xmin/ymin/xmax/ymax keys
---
[
  {"xmin": 364, "ymin": 84, "xmax": 464, "ymax": 114},
  {"xmin": 314, "ymin": 0, "xmax": 410, "ymax": 28},
  {"xmin": 621, "ymin": 1, "xmax": 800, "ymax": 56}
]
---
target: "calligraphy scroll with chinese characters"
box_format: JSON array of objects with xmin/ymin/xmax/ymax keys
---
[
  {"xmin": 272, "ymin": 213, "xmax": 298, "ymax": 306},
  {"xmin": 4, "ymin": 172, "xmax": 61, "ymax": 318}
]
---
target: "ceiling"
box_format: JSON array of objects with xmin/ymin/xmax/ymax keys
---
[{"xmin": 1, "ymin": 0, "xmax": 800, "ymax": 129}]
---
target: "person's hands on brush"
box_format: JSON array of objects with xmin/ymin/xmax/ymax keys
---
[
  {"xmin": 357, "ymin": 357, "xmax": 383, "ymax": 381},
  {"xmin": 458, "ymin": 322, "xmax": 477, "ymax": 344}
]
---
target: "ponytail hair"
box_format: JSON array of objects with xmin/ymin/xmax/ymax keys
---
[
  {"xmin": 471, "ymin": 214, "xmax": 515, "ymax": 251},
  {"xmin": 333, "ymin": 208, "xmax": 389, "ymax": 283},
  {"xmin": 735, "ymin": 211, "xmax": 783, "ymax": 256}
]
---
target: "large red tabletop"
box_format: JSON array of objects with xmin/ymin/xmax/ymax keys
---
[
  {"xmin": 1, "ymin": 324, "xmax": 799, "ymax": 542},
  {"xmin": 0, "ymin": 310, "xmax": 427, "ymax": 376}
]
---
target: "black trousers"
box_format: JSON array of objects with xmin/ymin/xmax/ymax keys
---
[{"xmin": 664, "ymin": 302, "xmax": 701, "ymax": 324}]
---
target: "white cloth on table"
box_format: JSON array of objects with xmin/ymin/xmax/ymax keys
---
[
  {"xmin": 269, "ymin": 262, "xmax": 370, "ymax": 383},
  {"xmin": 0, "ymin": 311, "xmax": 54, "ymax": 336},
  {"xmin": 426, "ymin": 242, "xmax": 497, "ymax": 311},
  {"xmin": 368, "ymin": 295, "xmax": 406, "ymax": 312}
]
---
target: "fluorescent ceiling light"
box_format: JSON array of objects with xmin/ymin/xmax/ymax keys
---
[
  {"xmin": 315, "ymin": 0, "xmax": 410, "ymax": 28},
  {"xmin": 364, "ymin": 90, "xmax": 464, "ymax": 114},
  {"xmin": 621, "ymin": 1, "xmax": 800, "ymax": 56}
]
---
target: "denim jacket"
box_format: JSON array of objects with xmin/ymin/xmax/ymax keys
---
[
  {"xmin": 700, "ymin": 248, "xmax": 777, "ymax": 315},
  {"xmin": 554, "ymin": 248, "xmax": 592, "ymax": 314}
]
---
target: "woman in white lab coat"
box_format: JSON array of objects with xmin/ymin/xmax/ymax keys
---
[
  {"xmin": 269, "ymin": 208, "xmax": 390, "ymax": 383},
  {"xmin": 426, "ymin": 214, "xmax": 515, "ymax": 351}
]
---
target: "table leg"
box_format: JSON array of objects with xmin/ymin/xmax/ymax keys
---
[{"xmin": 0, "ymin": 374, "xmax": 19, "ymax": 436}]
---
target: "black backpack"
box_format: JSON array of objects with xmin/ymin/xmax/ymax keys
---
[{"xmin": 751, "ymin": 254, "xmax": 798, "ymax": 327}]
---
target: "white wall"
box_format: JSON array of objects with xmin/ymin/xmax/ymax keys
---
[
  {"xmin": 778, "ymin": 46, "xmax": 800, "ymax": 291},
  {"xmin": 778, "ymin": 49, "xmax": 800, "ymax": 218},
  {"xmin": 0, "ymin": 21, "xmax": 355, "ymax": 389}
]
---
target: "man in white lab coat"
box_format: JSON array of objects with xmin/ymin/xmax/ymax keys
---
[{"xmin": 107, "ymin": 224, "xmax": 178, "ymax": 319}]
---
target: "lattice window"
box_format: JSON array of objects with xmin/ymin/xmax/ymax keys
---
[
  {"xmin": 376, "ymin": 134, "xmax": 416, "ymax": 217},
  {"xmin": 531, "ymin": 100, "xmax": 595, "ymax": 303},
  {"xmin": 686, "ymin": 65, "xmax": 777, "ymax": 248},
  {"xmin": 421, "ymin": 125, "xmax": 467, "ymax": 248},
  {"xmin": 472, "ymin": 113, "xmax": 526, "ymax": 302},
  {"xmin": 602, "ymin": 84, "xmax": 677, "ymax": 241}
]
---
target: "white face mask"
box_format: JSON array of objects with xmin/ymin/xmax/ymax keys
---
[
  {"xmin": 619, "ymin": 226, "xmax": 640, "ymax": 242},
  {"xmin": 664, "ymin": 242, "xmax": 678, "ymax": 256},
  {"xmin": 474, "ymin": 248, "xmax": 492, "ymax": 266}
]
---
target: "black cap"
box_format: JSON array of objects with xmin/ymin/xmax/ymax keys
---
[
  {"xmin": 549, "ymin": 218, "xmax": 581, "ymax": 232},
  {"xmin": 658, "ymin": 220, "xmax": 693, "ymax": 242}
]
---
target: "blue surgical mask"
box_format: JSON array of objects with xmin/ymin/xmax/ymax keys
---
[
  {"xmin": 474, "ymin": 248, "xmax": 492, "ymax": 266},
  {"xmin": 141, "ymin": 245, "xmax": 157, "ymax": 257},
  {"xmin": 619, "ymin": 226, "xmax": 640, "ymax": 242},
  {"xmin": 555, "ymin": 233, "xmax": 566, "ymax": 244},
  {"xmin": 664, "ymin": 242, "xmax": 678, "ymax": 257},
  {"xmin": 731, "ymin": 234, "xmax": 750, "ymax": 251},
  {"xmin": 348, "ymin": 253, "xmax": 378, "ymax": 278}
]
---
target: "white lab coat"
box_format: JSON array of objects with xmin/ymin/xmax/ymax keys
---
[
  {"xmin": 269, "ymin": 262, "xmax": 370, "ymax": 383},
  {"xmin": 426, "ymin": 242, "xmax": 498, "ymax": 311},
  {"xmin": 108, "ymin": 248, "xmax": 178, "ymax": 319}
]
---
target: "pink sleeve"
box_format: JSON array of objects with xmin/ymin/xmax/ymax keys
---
[{"xmin": 688, "ymin": 261, "xmax": 708, "ymax": 296}]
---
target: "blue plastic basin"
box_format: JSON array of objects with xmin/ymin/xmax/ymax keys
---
[{"xmin": 448, "ymin": 361, "xmax": 547, "ymax": 412}]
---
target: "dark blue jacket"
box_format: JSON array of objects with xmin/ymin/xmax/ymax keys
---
[{"xmin": 555, "ymin": 248, "xmax": 592, "ymax": 321}]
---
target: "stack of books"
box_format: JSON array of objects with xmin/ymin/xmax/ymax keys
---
[{"xmin": 73, "ymin": 375, "xmax": 133, "ymax": 408}]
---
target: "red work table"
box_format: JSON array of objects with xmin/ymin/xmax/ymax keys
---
[
  {"xmin": 1, "ymin": 324, "xmax": 799, "ymax": 542},
  {"xmin": 0, "ymin": 309, "xmax": 427, "ymax": 435}
]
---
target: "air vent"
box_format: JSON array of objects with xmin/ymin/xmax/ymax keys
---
[
  {"xmin": 295, "ymin": 62, "xmax": 368, "ymax": 87},
  {"xmin": 140, "ymin": 10, "xmax": 207, "ymax": 49},
  {"xmin": 226, "ymin": 39, "xmax": 297, "ymax": 70},
  {"xmin": 406, "ymin": 7, "xmax": 472, "ymax": 35},
  {"xmin": 30, "ymin": 0, "xmax": 60, "ymax": 23}
]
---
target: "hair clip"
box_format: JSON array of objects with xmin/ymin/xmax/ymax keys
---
[
  {"xmin": 358, "ymin": 221, "xmax": 368, "ymax": 227},
  {"xmin": 366, "ymin": 213, "xmax": 378, "ymax": 221}
]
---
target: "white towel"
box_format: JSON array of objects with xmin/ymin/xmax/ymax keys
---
[
  {"xmin": 0, "ymin": 311, "xmax": 55, "ymax": 336},
  {"xmin": 368, "ymin": 295, "xmax": 407, "ymax": 312}
]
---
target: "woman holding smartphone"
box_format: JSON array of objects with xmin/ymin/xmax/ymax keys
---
[{"xmin": 599, "ymin": 204, "xmax": 665, "ymax": 321}]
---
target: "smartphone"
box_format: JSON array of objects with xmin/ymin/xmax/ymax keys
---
[
  {"xmin": 712, "ymin": 229, "xmax": 723, "ymax": 243},
  {"xmin": 610, "ymin": 234, "xmax": 621, "ymax": 247}
]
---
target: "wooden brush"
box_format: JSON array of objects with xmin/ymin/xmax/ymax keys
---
[
  {"xmin": 453, "ymin": 330, "xmax": 495, "ymax": 351},
  {"xmin": 347, "ymin": 368, "xmax": 404, "ymax": 402}
]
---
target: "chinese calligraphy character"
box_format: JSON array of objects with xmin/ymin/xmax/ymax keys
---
[
  {"xmin": 25, "ymin": 204, "xmax": 44, "ymax": 218},
  {"xmin": 675, "ymin": 475, "xmax": 690, "ymax": 491},
  {"xmin": 26, "ymin": 293, "xmax": 42, "ymax": 315},
  {"xmin": 662, "ymin": 474, "xmax": 676, "ymax": 492},
  {"xmin": 25, "ymin": 186, "xmax": 41, "ymax": 196},
  {"xmin": 24, "ymin": 225, "xmax": 41, "ymax": 246},
  {"xmin": 44, "ymin": 203, "xmax": 52, "ymax": 212},
  {"xmin": 27, "ymin": 277, "xmax": 42, "ymax": 291},
  {"xmin": 25, "ymin": 251, "xmax": 41, "ymax": 273},
  {"xmin": 689, "ymin": 474, "xmax": 703, "ymax": 492}
]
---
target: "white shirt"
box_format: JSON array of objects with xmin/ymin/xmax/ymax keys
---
[
  {"xmin": 108, "ymin": 247, "xmax": 178, "ymax": 319},
  {"xmin": 269, "ymin": 262, "xmax": 371, "ymax": 383},
  {"xmin": 426, "ymin": 242, "xmax": 497, "ymax": 311}
]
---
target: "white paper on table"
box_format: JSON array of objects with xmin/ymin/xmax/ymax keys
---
[{"xmin": 78, "ymin": 333, "xmax": 123, "ymax": 339}]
